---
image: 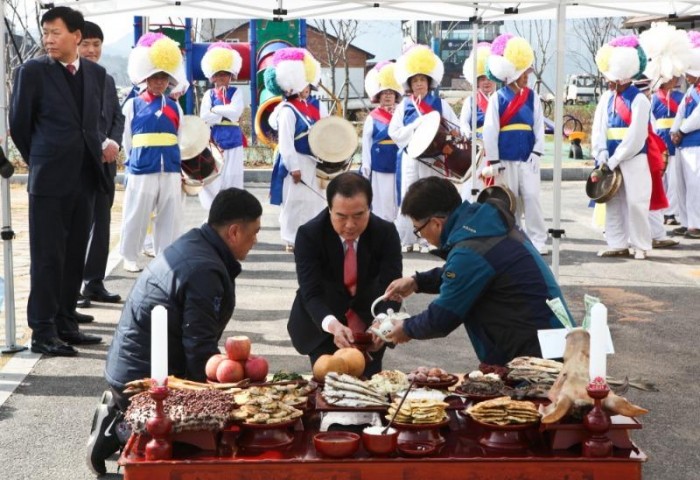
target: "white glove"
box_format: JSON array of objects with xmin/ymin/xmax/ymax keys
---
[
  {"xmin": 595, "ymin": 150, "xmax": 609, "ymax": 167},
  {"xmin": 527, "ymin": 152, "xmax": 541, "ymax": 164},
  {"xmin": 481, "ymin": 160, "xmax": 502, "ymax": 178}
]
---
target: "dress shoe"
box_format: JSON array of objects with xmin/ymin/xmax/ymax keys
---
[
  {"xmin": 597, "ymin": 248, "xmax": 630, "ymax": 257},
  {"xmin": 31, "ymin": 337, "xmax": 78, "ymax": 356},
  {"xmin": 73, "ymin": 311, "xmax": 95, "ymax": 324},
  {"xmin": 685, "ymin": 228, "xmax": 700, "ymax": 239},
  {"xmin": 59, "ymin": 331, "xmax": 102, "ymax": 345},
  {"xmin": 76, "ymin": 295, "xmax": 91, "ymax": 309},
  {"xmin": 83, "ymin": 283, "xmax": 122, "ymax": 303},
  {"xmin": 652, "ymin": 238, "xmax": 680, "ymax": 249},
  {"xmin": 86, "ymin": 396, "xmax": 121, "ymax": 476}
]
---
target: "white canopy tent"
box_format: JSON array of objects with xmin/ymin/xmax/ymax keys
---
[{"xmin": 1, "ymin": 0, "xmax": 696, "ymax": 349}]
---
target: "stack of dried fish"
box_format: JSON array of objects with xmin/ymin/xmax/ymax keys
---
[
  {"xmin": 506, "ymin": 357, "xmax": 562, "ymax": 398},
  {"xmin": 322, "ymin": 372, "xmax": 390, "ymax": 407},
  {"xmin": 125, "ymin": 389, "xmax": 237, "ymax": 434},
  {"xmin": 232, "ymin": 397, "xmax": 303, "ymax": 425}
]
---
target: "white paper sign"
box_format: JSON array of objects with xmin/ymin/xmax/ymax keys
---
[{"xmin": 538, "ymin": 327, "xmax": 615, "ymax": 359}]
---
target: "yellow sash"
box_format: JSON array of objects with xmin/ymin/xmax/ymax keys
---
[{"xmin": 132, "ymin": 133, "xmax": 178, "ymax": 148}]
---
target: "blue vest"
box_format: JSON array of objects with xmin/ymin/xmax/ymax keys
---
[
  {"xmin": 127, "ymin": 96, "xmax": 180, "ymax": 175},
  {"xmin": 370, "ymin": 114, "xmax": 399, "ymax": 173},
  {"xmin": 466, "ymin": 96, "xmax": 486, "ymax": 139},
  {"xmin": 402, "ymin": 92, "xmax": 443, "ymax": 126},
  {"xmin": 606, "ymin": 85, "xmax": 646, "ymax": 157},
  {"xmin": 269, "ymin": 97, "xmax": 320, "ymax": 205},
  {"xmin": 209, "ymin": 87, "xmax": 243, "ymax": 150},
  {"xmin": 496, "ymin": 87, "xmax": 535, "ymax": 161},
  {"xmin": 680, "ymin": 87, "xmax": 700, "ymax": 148},
  {"xmin": 651, "ymin": 90, "xmax": 683, "ymax": 155}
]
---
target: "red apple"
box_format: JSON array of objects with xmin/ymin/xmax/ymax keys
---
[
  {"xmin": 225, "ymin": 336, "xmax": 251, "ymax": 361},
  {"xmin": 216, "ymin": 359, "xmax": 245, "ymax": 383},
  {"xmin": 205, "ymin": 353, "xmax": 227, "ymax": 381},
  {"xmin": 244, "ymin": 355, "xmax": 269, "ymax": 382}
]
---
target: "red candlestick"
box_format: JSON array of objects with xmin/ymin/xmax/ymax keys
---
[
  {"xmin": 583, "ymin": 378, "xmax": 613, "ymax": 457},
  {"xmin": 145, "ymin": 382, "xmax": 173, "ymax": 461}
]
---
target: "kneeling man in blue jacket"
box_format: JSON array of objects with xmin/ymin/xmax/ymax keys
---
[{"xmin": 384, "ymin": 177, "xmax": 570, "ymax": 366}]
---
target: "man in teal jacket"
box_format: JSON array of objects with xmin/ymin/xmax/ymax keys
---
[{"xmin": 384, "ymin": 177, "xmax": 569, "ymax": 365}]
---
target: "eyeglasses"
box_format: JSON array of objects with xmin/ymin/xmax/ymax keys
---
[
  {"xmin": 413, "ymin": 215, "xmax": 446, "ymax": 238},
  {"xmin": 413, "ymin": 218, "xmax": 433, "ymax": 238}
]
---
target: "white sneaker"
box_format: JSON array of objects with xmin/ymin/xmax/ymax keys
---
[
  {"xmin": 123, "ymin": 260, "xmax": 143, "ymax": 272},
  {"xmin": 633, "ymin": 250, "xmax": 647, "ymax": 260},
  {"xmin": 419, "ymin": 245, "xmax": 431, "ymax": 254},
  {"xmin": 401, "ymin": 245, "xmax": 414, "ymax": 253}
]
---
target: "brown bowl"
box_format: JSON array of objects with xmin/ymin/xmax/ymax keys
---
[
  {"xmin": 362, "ymin": 426, "xmax": 398, "ymax": 456},
  {"xmin": 397, "ymin": 441, "xmax": 437, "ymax": 457},
  {"xmin": 313, "ymin": 431, "xmax": 360, "ymax": 458}
]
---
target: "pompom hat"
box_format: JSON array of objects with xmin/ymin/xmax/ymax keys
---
[
  {"xmin": 263, "ymin": 47, "xmax": 321, "ymax": 97},
  {"xmin": 463, "ymin": 42, "xmax": 492, "ymax": 85},
  {"xmin": 639, "ymin": 22, "xmax": 693, "ymax": 83},
  {"xmin": 394, "ymin": 44, "xmax": 444, "ymax": 92},
  {"xmin": 201, "ymin": 42, "xmax": 243, "ymax": 80},
  {"xmin": 487, "ymin": 34, "xmax": 534, "ymax": 84},
  {"xmin": 365, "ymin": 61, "xmax": 402, "ymax": 103},
  {"xmin": 128, "ymin": 32, "xmax": 184, "ymax": 86},
  {"xmin": 686, "ymin": 31, "xmax": 700, "ymax": 77},
  {"xmin": 595, "ymin": 35, "xmax": 647, "ymax": 83}
]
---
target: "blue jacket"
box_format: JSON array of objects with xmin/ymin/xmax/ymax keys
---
[
  {"xmin": 105, "ymin": 224, "xmax": 241, "ymax": 390},
  {"xmin": 496, "ymin": 87, "xmax": 536, "ymax": 161},
  {"xmin": 127, "ymin": 95, "xmax": 181, "ymax": 175},
  {"xmin": 370, "ymin": 114, "xmax": 399, "ymax": 173},
  {"xmin": 209, "ymin": 87, "xmax": 243, "ymax": 149},
  {"xmin": 403, "ymin": 200, "xmax": 568, "ymax": 365},
  {"xmin": 651, "ymin": 90, "xmax": 683, "ymax": 155},
  {"xmin": 606, "ymin": 85, "xmax": 647, "ymax": 157},
  {"xmin": 680, "ymin": 86, "xmax": 700, "ymax": 148}
]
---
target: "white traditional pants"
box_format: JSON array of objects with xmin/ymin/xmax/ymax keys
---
[
  {"xmin": 663, "ymin": 154, "xmax": 678, "ymax": 217},
  {"xmin": 605, "ymin": 154, "xmax": 652, "ymax": 251},
  {"xmin": 199, "ymin": 146, "xmax": 245, "ymax": 211},
  {"xmin": 119, "ymin": 172, "xmax": 183, "ymax": 263},
  {"xmin": 370, "ymin": 171, "xmax": 398, "ymax": 223},
  {"xmin": 676, "ymin": 146, "xmax": 700, "ymax": 229},
  {"xmin": 499, "ymin": 159, "xmax": 548, "ymax": 251},
  {"xmin": 395, "ymin": 153, "xmax": 440, "ymax": 246},
  {"xmin": 279, "ymin": 154, "xmax": 326, "ymax": 246}
]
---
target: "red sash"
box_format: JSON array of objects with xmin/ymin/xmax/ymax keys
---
[
  {"xmin": 214, "ymin": 86, "xmax": 228, "ymax": 104},
  {"xmin": 656, "ymin": 90, "xmax": 678, "ymax": 115},
  {"xmin": 140, "ymin": 91, "xmax": 180, "ymax": 130},
  {"xmin": 476, "ymin": 91, "xmax": 489, "ymax": 115},
  {"xmin": 500, "ymin": 87, "xmax": 530, "ymax": 127},
  {"xmin": 370, "ymin": 107, "xmax": 393, "ymax": 124},
  {"xmin": 412, "ymin": 95, "xmax": 436, "ymax": 115},
  {"xmin": 288, "ymin": 98, "xmax": 320, "ymax": 122},
  {"xmin": 614, "ymin": 94, "xmax": 669, "ymax": 211}
]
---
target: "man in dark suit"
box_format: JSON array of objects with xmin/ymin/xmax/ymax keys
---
[
  {"xmin": 10, "ymin": 6, "xmax": 110, "ymax": 356},
  {"xmin": 78, "ymin": 21, "xmax": 124, "ymax": 307},
  {"xmin": 287, "ymin": 172, "xmax": 402, "ymax": 376}
]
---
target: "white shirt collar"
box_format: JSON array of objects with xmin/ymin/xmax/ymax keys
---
[{"xmin": 59, "ymin": 56, "xmax": 80, "ymax": 72}]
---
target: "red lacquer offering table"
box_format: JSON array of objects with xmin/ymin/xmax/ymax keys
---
[{"xmin": 119, "ymin": 402, "xmax": 646, "ymax": 480}]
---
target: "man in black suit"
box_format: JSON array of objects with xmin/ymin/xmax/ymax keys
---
[
  {"xmin": 10, "ymin": 6, "xmax": 110, "ymax": 356},
  {"xmin": 77, "ymin": 21, "xmax": 124, "ymax": 307},
  {"xmin": 287, "ymin": 172, "xmax": 402, "ymax": 376}
]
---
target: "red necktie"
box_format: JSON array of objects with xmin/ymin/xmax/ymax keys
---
[
  {"xmin": 66, "ymin": 64, "xmax": 76, "ymax": 75},
  {"xmin": 343, "ymin": 240, "xmax": 357, "ymax": 297}
]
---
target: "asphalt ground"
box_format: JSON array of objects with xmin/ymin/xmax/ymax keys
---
[{"xmin": 1, "ymin": 180, "xmax": 699, "ymax": 479}]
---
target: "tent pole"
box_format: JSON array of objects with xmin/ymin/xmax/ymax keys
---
[
  {"xmin": 550, "ymin": 1, "xmax": 567, "ymax": 280},
  {"xmin": 1, "ymin": 0, "xmax": 27, "ymax": 354},
  {"xmin": 469, "ymin": 17, "xmax": 479, "ymax": 202}
]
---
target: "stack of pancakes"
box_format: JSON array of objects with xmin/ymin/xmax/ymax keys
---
[
  {"xmin": 465, "ymin": 396, "xmax": 540, "ymax": 426},
  {"xmin": 387, "ymin": 398, "xmax": 449, "ymax": 424}
]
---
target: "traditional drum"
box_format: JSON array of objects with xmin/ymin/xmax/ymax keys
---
[
  {"xmin": 254, "ymin": 96, "xmax": 282, "ymax": 148},
  {"xmin": 585, "ymin": 165, "xmax": 622, "ymax": 204},
  {"xmin": 476, "ymin": 185, "xmax": 517, "ymax": 214},
  {"xmin": 179, "ymin": 115, "xmax": 224, "ymax": 196},
  {"xmin": 406, "ymin": 111, "xmax": 475, "ymax": 183},
  {"xmin": 308, "ymin": 116, "xmax": 358, "ymax": 184}
]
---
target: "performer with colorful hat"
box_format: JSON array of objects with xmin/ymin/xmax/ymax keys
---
[
  {"xmin": 389, "ymin": 44, "xmax": 460, "ymax": 252},
  {"xmin": 591, "ymin": 35, "xmax": 653, "ymax": 259},
  {"xmin": 198, "ymin": 42, "xmax": 246, "ymax": 210},
  {"xmin": 361, "ymin": 61, "xmax": 402, "ymax": 222},
  {"xmin": 459, "ymin": 42, "xmax": 495, "ymax": 199},
  {"xmin": 482, "ymin": 33, "xmax": 548, "ymax": 255},
  {"xmin": 639, "ymin": 22, "xmax": 692, "ymax": 247},
  {"xmin": 670, "ymin": 30, "xmax": 700, "ymax": 240},
  {"xmin": 265, "ymin": 47, "xmax": 326, "ymax": 251},
  {"xmin": 119, "ymin": 32, "xmax": 185, "ymax": 272}
]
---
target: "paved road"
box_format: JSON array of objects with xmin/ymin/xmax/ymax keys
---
[{"xmin": 1, "ymin": 181, "xmax": 699, "ymax": 479}]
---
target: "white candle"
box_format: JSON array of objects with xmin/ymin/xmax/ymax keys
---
[
  {"xmin": 588, "ymin": 303, "xmax": 608, "ymax": 382},
  {"xmin": 151, "ymin": 305, "xmax": 169, "ymax": 386}
]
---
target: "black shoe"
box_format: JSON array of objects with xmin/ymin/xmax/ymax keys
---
[
  {"xmin": 86, "ymin": 399, "xmax": 121, "ymax": 476},
  {"xmin": 31, "ymin": 337, "xmax": 78, "ymax": 356},
  {"xmin": 73, "ymin": 311, "xmax": 95, "ymax": 324},
  {"xmin": 83, "ymin": 283, "xmax": 121, "ymax": 303},
  {"xmin": 76, "ymin": 295, "xmax": 91, "ymax": 309},
  {"xmin": 59, "ymin": 331, "xmax": 103, "ymax": 345}
]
